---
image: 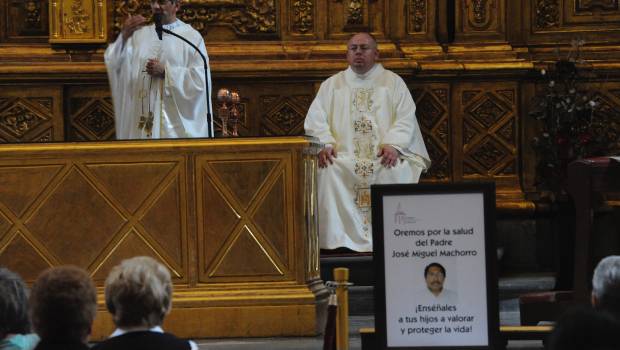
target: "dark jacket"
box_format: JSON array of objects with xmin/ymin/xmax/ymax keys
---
[{"xmin": 91, "ymin": 331, "xmax": 191, "ymax": 350}]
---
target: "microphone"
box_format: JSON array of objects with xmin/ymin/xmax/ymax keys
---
[{"xmin": 154, "ymin": 13, "xmax": 163, "ymax": 40}]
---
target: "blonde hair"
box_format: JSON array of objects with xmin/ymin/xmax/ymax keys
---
[{"xmin": 104, "ymin": 256, "xmax": 173, "ymax": 328}]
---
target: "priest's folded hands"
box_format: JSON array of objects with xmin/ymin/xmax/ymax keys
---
[{"xmin": 145, "ymin": 58, "xmax": 165, "ymax": 77}]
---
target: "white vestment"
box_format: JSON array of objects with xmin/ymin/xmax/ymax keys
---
[
  {"xmin": 104, "ymin": 20, "xmax": 213, "ymax": 139},
  {"xmin": 304, "ymin": 64, "xmax": 431, "ymax": 252}
]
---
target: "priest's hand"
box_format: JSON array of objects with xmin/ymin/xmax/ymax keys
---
[
  {"xmin": 378, "ymin": 145, "xmax": 399, "ymax": 168},
  {"xmin": 318, "ymin": 147, "xmax": 337, "ymax": 168},
  {"xmin": 121, "ymin": 14, "xmax": 146, "ymax": 42},
  {"xmin": 146, "ymin": 59, "xmax": 165, "ymax": 77}
]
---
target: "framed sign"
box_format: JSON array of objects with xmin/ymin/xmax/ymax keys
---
[{"xmin": 371, "ymin": 183, "xmax": 499, "ymax": 350}]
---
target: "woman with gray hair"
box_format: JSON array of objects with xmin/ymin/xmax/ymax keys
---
[
  {"xmin": 93, "ymin": 256, "xmax": 197, "ymax": 350},
  {"xmin": 0, "ymin": 268, "xmax": 39, "ymax": 350},
  {"xmin": 592, "ymin": 255, "xmax": 620, "ymax": 318}
]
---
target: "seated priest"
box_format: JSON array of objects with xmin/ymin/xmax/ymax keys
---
[
  {"xmin": 104, "ymin": 0, "xmax": 212, "ymax": 139},
  {"xmin": 304, "ymin": 32, "xmax": 430, "ymax": 253}
]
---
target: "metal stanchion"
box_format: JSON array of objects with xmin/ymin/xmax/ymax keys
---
[
  {"xmin": 322, "ymin": 287, "xmax": 337, "ymax": 350},
  {"xmin": 334, "ymin": 267, "xmax": 351, "ymax": 350}
]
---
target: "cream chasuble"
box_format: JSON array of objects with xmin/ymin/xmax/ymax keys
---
[
  {"xmin": 105, "ymin": 20, "xmax": 212, "ymax": 139},
  {"xmin": 305, "ymin": 64, "xmax": 431, "ymax": 252}
]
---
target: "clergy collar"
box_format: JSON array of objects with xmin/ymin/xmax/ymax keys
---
[
  {"xmin": 162, "ymin": 19, "xmax": 182, "ymax": 31},
  {"xmin": 345, "ymin": 63, "xmax": 383, "ymax": 82}
]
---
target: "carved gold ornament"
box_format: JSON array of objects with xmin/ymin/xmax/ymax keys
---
[{"xmin": 49, "ymin": 0, "xmax": 107, "ymax": 43}]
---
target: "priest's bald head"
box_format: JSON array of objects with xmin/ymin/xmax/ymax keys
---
[{"xmin": 346, "ymin": 33, "xmax": 379, "ymax": 75}]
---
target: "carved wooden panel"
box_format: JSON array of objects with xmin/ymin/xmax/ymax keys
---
[
  {"xmin": 287, "ymin": 0, "xmax": 315, "ymax": 37},
  {"xmin": 196, "ymin": 151, "xmax": 295, "ymax": 283},
  {"xmin": 526, "ymin": 0, "xmax": 620, "ymax": 43},
  {"xmin": 405, "ymin": 0, "xmax": 436, "ymax": 41},
  {"xmin": 326, "ymin": 0, "xmax": 387, "ymax": 39},
  {"xmin": 455, "ymin": 0, "xmax": 506, "ymax": 42},
  {"xmin": 260, "ymin": 94, "xmax": 310, "ymax": 135},
  {"xmin": 111, "ymin": 0, "xmax": 278, "ymax": 40},
  {"xmin": 0, "ymin": 156, "xmax": 188, "ymax": 282},
  {"xmin": 455, "ymin": 82, "xmax": 519, "ymax": 188},
  {"xmin": 0, "ymin": 0, "xmax": 49, "ymax": 42},
  {"xmin": 0, "ymin": 138, "xmax": 322, "ymax": 338},
  {"xmin": 212, "ymin": 80, "xmax": 313, "ymax": 136},
  {"xmin": 49, "ymin": 0, "xmax": 107, "ymax": 43},
  {"xmin": 410, "ymin": 83, "xmax": 451, "ymax": 181},
  {"xmin": 66, "ymin": 86, "xmax": 115, "ymax": 141},
  {"xmin": 585, "ymin": 82, "xmax": 620, "ymax": 154},
  {"xmin": 0, "ymin": 86, "xmax": 63, "ymax": 143}
]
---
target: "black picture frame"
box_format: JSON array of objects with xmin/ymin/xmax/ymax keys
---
[{"xmin": 371, "ymin": 182, "xmax": 499, "ymax": 350}]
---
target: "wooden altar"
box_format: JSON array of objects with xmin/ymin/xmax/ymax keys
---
[{"xmin": 0, "ymin": 136, "xmax": 326, "ymax": 339}]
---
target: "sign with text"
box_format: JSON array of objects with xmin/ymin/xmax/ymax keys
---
[{"xmin": 371, "ymin": 183, "xmax": 499, "ymax": 350}]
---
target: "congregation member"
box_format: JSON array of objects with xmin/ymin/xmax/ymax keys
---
[
  {"xmin": 29, "ymin": 266, "xmax": 97, "ymax": 350},
  {"xmin": 0, "ymin": 268, "xmax": 38, "ymax": 350},
  {"xmin": 547, "ymin": 307, "xmax": 620, "ymax": 350},
  {"xmin": 592, "ymin": 255, "xmax": 620, "ymax": 319},
  {"xmin": 105, "ymin": 0, "xmax": 212, "ymax": 139},
  {"xmin": 304, "ymin": 32, "xmax": 430, "ymax": 252},
  {"xmin": 93, "ymin": 256, "xmax": 197, "ymax": 350}
]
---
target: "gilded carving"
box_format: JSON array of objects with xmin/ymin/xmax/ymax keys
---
[
  {"xmin": 25, "ymin": 1, "xmax": 42, "ymax": 27},
  {"xmin": 260, "ymin": 95, "xmax": 310, "ymax": 135},
  {"xmin": 0, "ymin": 104, "xmax": 45, "ymax": 138},
  {"xmin": 473, "ymin": 0, "xmax": 487, "ymax": 24},
  {"xmin": 271, "ymin": 104, "xmax": 301, "ymax": 131},
  {"xmin": 65, "ymin": 0, "xmax": 90, "ymax": 34},
  {"xmin": 347, "ymin": 0, "xmax": 363, "ymax": 25},
  {"xmin": 466, "ymin": 0, "xmax": 494, "ymax": 30},
  {"xmin": 576, "ymin": 0, "xmax": 618, "ymax": 12},
  {"xmin": 462, "ymin": 90, "xmax": 480, "ymax": 105},
  {"xmin": 497, "ymin": 89, "xmax": 515, "ymax": 103},
  {"xmin": 499, "ymin": 162, "xmax": 515, "ymax": 175},
  {"xmin": 433, "ymin": 89, "xmax": 448, "ymax": 104},
  {"xmin": 424, "ymin": 140, "xmax": 448, "ymax": 179},
  {"xmin": 292, "ymin": 0, "xmax": 313, "ymax": 33},
  {"xmin": 591, "ymin": 94, "xmax": 620, "ymax": 153},
  {"xmin": 28, "ymin": 98, "xmax": 53, "ymax": 112},
  {"xmin": 75, "ymin": 105, "xmax": 115, "ymax": 138},
  {"xmin": 497, "ymin": 119, "xmax": 515, "ymax": 144},
  {"xmin": 417, "ymin": 94, "xmax": 445, "ymax": 130},
  {"xmin": 114, "ymin": 0, "xmax": 277, "ymax": 37},
  {"xmin": 470, "ymin": 138, "xmax": 508, "ymax": 171},
  {"xmin": 409, "ymin": 0, "xmax": 426, "ymax": 32},
  {"xmin": 35, "ymin": 130, "xmax": 53, "ymax": 142},
  {"xmin": 535, "ymin": 0, "xmax": 560, "ymax": 29},
  {"xmin": 437, "ymin": 119, "xmax": 449, "ymax": 146},
  {"xmin": 468, "ymin": 97, "xmax": 508, "ymax": 128},
  {"xmin": 463, "ymin": 120, "xmax": 478, "ymax": 145}
]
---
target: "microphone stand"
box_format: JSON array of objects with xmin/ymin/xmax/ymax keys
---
[{"xmin": 160, "ymin": 28, "xmax": 213, "ymax": 138}]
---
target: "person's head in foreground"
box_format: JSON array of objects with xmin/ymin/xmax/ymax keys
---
[
  {"xmin": 29, "ymin": 266, "xmax": 96, "ymax": 346},
  {"xmin": 424, "ymin": 262, "xmax": 446, "ymax": 296},
  {"xmin": 592, "ymin": 255, "xmax": 620, "ymax": 318},
  {"xmin": 346, "ymin": 33, "xmax": 379, "ymax": 75},
  {"xmin": 0, "ymin": 267, "xmax": 39, "ymax": 349},
  {"xmin": 104, "ymin": 256, "xmax": 173, "ymax": 329},
  {"xmin": 547, "ymin": 307, "xmax": 620, "ymax": 350}
]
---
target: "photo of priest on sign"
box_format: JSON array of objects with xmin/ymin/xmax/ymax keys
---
[{"xmin": 423, "ymin": 262, "xmax": 457, "ymax": 305}]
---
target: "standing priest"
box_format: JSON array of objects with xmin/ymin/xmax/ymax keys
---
[
  {"xmin": 104, "ymin": 0, "xmax": 212, "ymax": 139},
  {"xmin": 304, "ymin": 32, "xmax": 431, "ymax": 252}
]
